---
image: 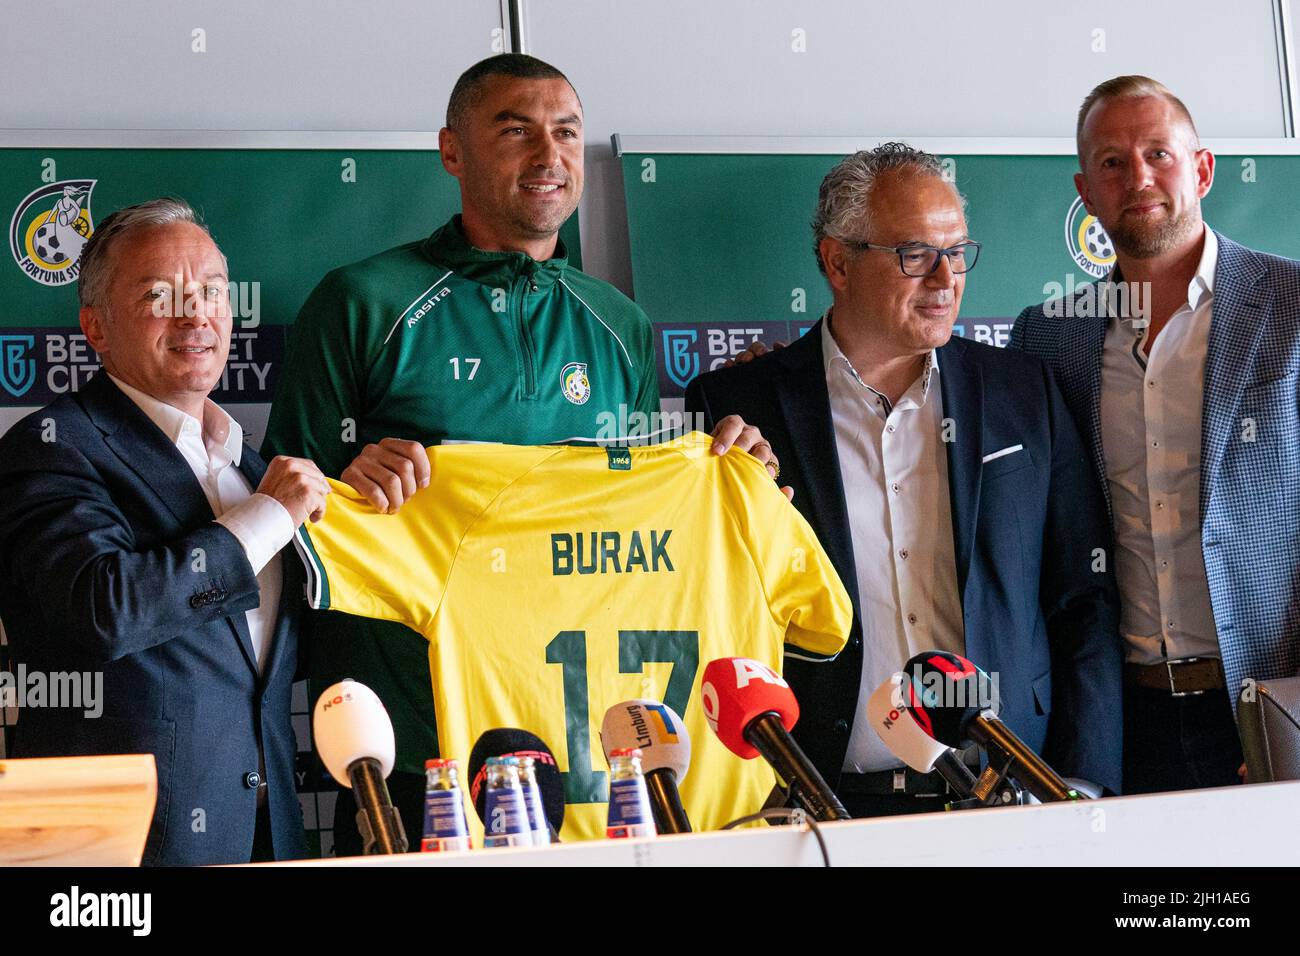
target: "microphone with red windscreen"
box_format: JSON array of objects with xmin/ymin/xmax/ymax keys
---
[
  {"xmin": 701, "ymin": 657, "xmax": 850, "ymax": 822},
  {"xmin": 902, "ymin": 651, "xmax": 1081, "ymax": 803}
]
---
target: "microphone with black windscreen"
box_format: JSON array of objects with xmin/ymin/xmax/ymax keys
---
[
  {"xmin": 314, "ymin": 679, "xmax": 409, "ymax": 855},
  {"xmin": 600, "ymin": 699, "xmax": 693, "ymax": 834},
  {"xmin": 701, "ymin": 657, "xmax": 850, "ymax": 822},
  {"xmin": 467, "ymin": 728, "xmax": 566, "ymax": 842},
  {"xmin": 902, "ymin": 651, "xmax": 1083, "ymax": 803}
]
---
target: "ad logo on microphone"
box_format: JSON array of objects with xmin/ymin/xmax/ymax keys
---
[{"xmin": 701, "ymin": 658, "xmax": 788, "ymax": 733}]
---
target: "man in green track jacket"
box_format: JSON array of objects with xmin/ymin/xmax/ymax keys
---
[{"xmin": 264, "ymin": 53, "xmax": 782, "ymax": 853}]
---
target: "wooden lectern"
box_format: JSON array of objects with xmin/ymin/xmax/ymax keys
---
[{"xmin": 0, "ymin": 754, "xmax": 157, "ymax": 866}]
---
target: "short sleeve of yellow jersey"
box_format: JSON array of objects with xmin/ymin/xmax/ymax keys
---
[
  {"xmin": 717, "ymin": 448, "xmax": 853, "ymax": 662},
  {"xmin": 294, "ymin": 444, "xmax": 557, "ymax": 630}
]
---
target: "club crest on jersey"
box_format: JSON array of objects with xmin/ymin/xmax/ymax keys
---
[
  {"xmin": 9, "ymin": 180, "xmax": 97, "ymax": 286},
  {"xmin": 561, "ymin": 361, "xmax": 590, "ymax": 405}
]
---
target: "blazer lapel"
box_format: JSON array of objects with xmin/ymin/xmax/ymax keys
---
[
  {"xmin": 237, "ymin": 441, "xmax": 269, "ymax": 490},
  {"xmin": 80, "ymin": 373, "xmax": 263, "ymax": 677},
  {"xmin": 937, "ymin": 339, "xmax": 984, "ymax": 609},
  {"xmin": 1057, "ymin": 308, "xmax": 1109, "ymax": 517},
  {"xmin": 233, "ymin": 442, "xmax": 289, "ymax": 684},
  {"xmin": 80, "ymin": 372, "xmax": 217, "ymax": 529},
  {"xmin": 773, "ymin": 321, "xmax": 861, "ymax": 620},
  {"xmin": 1200, "ymin": 234, "xmax": 1270, "ymax": 521}
]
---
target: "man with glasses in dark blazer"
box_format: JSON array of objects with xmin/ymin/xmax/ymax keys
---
[{"xmin": 687, "ymin": 143, "xmax": 1124, "ymax": 815}]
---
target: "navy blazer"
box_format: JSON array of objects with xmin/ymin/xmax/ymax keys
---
[
  {"xmin": 686, "ymin": 321, "xmax": 1124, "ymax": 795},
  {"xmin": 0, "ymin": 372, "xmax": 306, "ymax": 865},
  {"xmin": 1012, "ymin": 231, "xmax": 1300, "ymax": 707}
]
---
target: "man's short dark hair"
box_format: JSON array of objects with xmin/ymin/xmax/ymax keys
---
[{"xmin": 445, "ymin": 54, "xmax": 578, "ymax": 130}]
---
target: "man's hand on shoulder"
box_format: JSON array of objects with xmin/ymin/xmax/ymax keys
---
[
  {"xmin": 258, "ymin": 456, "xmax": 332, "ymax": 525},
  {"xmin": 709, "ymin": 415, "xmax": 794, "ymax": 502},
  {"xmin": 722, "ymin": 339, "xmax": 786, "ymax": 369},
  {"xmin": 340, "ymin": 438, "xmax": 431, "ymax": 514}
]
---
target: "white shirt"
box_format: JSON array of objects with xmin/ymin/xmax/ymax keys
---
[
  {"xmin": 108, "ymin": 374, "xmax": 295, "ymax": 672},
  {"xmin": 822, "ymin": 314, "xmax": 966, "ymax": 772},
  {"xmin": 1099, "ymin": 226, "xmax": 1220, "ymax": 665}
]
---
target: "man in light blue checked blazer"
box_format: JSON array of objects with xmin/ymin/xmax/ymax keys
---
[{"xmin": 1012, "ymin": 75, "xmax": 1300, "ymax": 794}]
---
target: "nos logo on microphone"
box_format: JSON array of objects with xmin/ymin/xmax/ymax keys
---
[{"xmin": 321, "ymin": 690, "xmax": 355, "ymax": 711}]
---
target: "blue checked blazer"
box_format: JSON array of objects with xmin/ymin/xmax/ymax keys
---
[{"xmin": 1011, "ymin": 231, "xmax": 1300, "ymax": 709}]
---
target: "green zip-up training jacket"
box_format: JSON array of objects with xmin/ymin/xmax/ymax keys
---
[{"xmin": 264, "ymin": 215, "xmax": 660, "ymax": 775}]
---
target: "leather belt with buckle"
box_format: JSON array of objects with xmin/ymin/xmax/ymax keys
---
[{"xmin": 1125, "ymin": 657, "xmax": 1225, "ymax": 697}]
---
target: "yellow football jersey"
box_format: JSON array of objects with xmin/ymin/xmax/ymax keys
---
[{"xmin": 295, "ymin": 432, "xmax": 851, "ymax": 842}]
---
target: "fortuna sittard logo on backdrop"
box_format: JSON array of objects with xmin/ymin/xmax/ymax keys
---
[
  {"xmin": 1064, "ymin": 196, "xmax": 1115, "ymax": 279},
  {"xmin": 561, "ymin": 361, "xmax": 591, "ymax": 405},
  {"xmin": 9, "ymin": 180, "xmax": 97, "ymax": 287}
]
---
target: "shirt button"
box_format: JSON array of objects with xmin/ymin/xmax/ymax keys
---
[
  {"xmin": 1151, "ymin": 440, "xmax": 1159, "ymax": 448},
  {"xmin": 243, "ymin": 771, "xmax": 262, "ymax": 790},
  {"xmin": 899, "ymin": 549, "xmax": 909, "ymax": 560},
  {"xmin": 907, "ymin": 613, "xmax": 918, "ymax": 625},
  {"xmin": 1161, "ymin": 560, "xmax": 1169, "ymax": 568},
  {"xmin": 886, "ymin": 424, "xmax": 896, "ymax": 433},
  {"xmin": 833, "ymin": 719, "xmax": 849, "ymax": 734},
  {"xmin": 1147, "ymin": 380, "xmax": 1156, "ymax": 389},
  {"xmin": 1155, "ymin": 501, "xmax": 1164, "ymax": 510},
  {"xmin": 891, "ymin": 482, "xmax": 901, "ymax": 494}
]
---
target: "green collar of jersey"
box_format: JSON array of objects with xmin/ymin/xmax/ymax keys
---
[{"xmin": 422, "ymin": 215, "xmax": 569, "ymax": 291}]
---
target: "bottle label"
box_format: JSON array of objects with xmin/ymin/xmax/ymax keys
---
[
  {"xmin": 606, "ymin": 777, "xmax": 656, "ymax": 839},
  {"xmin": 519, "ymin": 782, "xmax": 550, "ymax": 846},
  {"xmin": 484, "ymin": 785, "xmax": 531, "ymax": 848},
  {"xmin": 421, "ymin": 788, "xmax": 472, "ymax": 852}
]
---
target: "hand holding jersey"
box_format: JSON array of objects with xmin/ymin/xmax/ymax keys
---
[
  {"xmin": 347, "ymin": 421, "xmax": 787, "ymax": 515},
  {"xmin": 293, "ymin": 433, "xmax": 852, "ymax": 842},
  {"xmin": 257, "ymin": 454, "xmax": 333, "ymax": 525},
  {"xmin": 341, "ymin": 438, "xmax": 431, "ymax": 514},
  {"xmin": 707, "ymin": 414, "xmax": 792, "ymax": 500}
]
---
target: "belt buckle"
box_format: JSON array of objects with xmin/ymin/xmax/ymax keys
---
[
  {"xmin": 1165, "ymin": 656, "xmax": 1206, "ymax": 698},
  {"xmin": 893, "ymin": 770, "xmax": 907, "ymax": 793}
]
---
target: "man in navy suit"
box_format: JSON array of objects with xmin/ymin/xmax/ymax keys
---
[
  {"xmin": 1012, "ymin": 76, "xmax": 1300, "ymax": 794},
  {"xmin": 687, "ymin": 144, "xmax": 1123, "ymax": 814},
  {"xmin": 0, "ymin": 198, "xmax": 329, "ymax": 864}
]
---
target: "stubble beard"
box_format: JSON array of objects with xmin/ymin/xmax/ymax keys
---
[{"xmin": 1108, "ymin": 202, "xmax": 1201, "ymax": 260}]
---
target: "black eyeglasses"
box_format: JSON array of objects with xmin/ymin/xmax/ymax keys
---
[{"xmin": 844, "ymin": 239, "xmax": 981, "ymax": 277}]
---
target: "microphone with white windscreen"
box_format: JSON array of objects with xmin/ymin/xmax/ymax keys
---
[{"xmin": 314, "ymin": 679, "xmax": 409, "ymax": 854}]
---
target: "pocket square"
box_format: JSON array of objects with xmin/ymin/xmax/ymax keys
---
[{"xmin": 982, "ymin": 444, "xmax": 1024, "ymax": 464}]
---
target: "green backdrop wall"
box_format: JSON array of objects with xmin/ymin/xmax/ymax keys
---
[
  {"xmin": 0, "ymin": 147, "xmax": 581, "ymax": 432},
  {"xmin": 620, "ymin": 149, "xmax": 1300, "ymax": 396}
]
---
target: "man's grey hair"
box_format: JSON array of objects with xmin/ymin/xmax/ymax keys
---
[
  {"xmin": 78, "ymin": 197, "xmax": 213, "ymax": 308},
  {"xmin": 811, "ymin": 142, "xmax": 964, "ymax": 275}
]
